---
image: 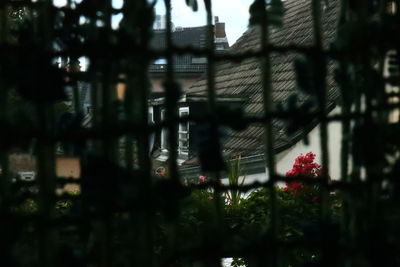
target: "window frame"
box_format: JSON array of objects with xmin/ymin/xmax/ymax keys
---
[
  {"xmin": 160, "ymin": 108, "xmax": 168, "ymax": 152},
  {"xmin": 159, "ymin": 106, "xmax": 190, "ymax": 156},
  {"xmin": 178, "ymin": 106, "xmax": 190, "ymax": 155}
]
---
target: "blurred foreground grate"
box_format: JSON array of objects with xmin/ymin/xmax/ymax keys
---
[{"xmin": 0, "ymin": 0, "xmax": 400, "ymax": 266}]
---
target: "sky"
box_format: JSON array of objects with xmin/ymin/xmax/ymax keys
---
[
  {"xmin": 153, "ymin": 0, "xmax": 253, "ymax": 45},
  {"xmin": 53, "ymin": 0, "xmax": 253, "ymax": 45}
]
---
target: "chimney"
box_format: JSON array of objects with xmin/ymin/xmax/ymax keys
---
[
  {"xmin": 215, "ymin": 21, "xmax": 226, "ymax": 39},
  {"xmin": 213, "ymin": 17, "xmax": 229, "ymax": 50}
]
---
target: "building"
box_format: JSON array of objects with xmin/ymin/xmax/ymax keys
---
[
  {"xmin": 80, "ymin": 18, "xmax": 230, "ymax": 170},
  {"xmin": 8, "ymin": 153, "xmax": 80, "ymax": 193},
  {"xmin": 149, "ymin": 16, "xmax": 229, "ymax": 94},
  {"xmin": 64, "ymin": 59, "xmax": 92, "ymax": 116},
  {"xmin": 132, "ymin": 19, "xmax": 229, "ymax": 165},
  {"xmin": 152, "ymin": 0, "xmax": 344, "ymax": 182},
  {"xmin": 154, "ymin": 15, "xmax": 167, "ymax": 30}
]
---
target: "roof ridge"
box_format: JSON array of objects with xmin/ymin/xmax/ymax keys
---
[{"xmin": 153, "ymin": 25, "xmax": 208, "ymax": 32}]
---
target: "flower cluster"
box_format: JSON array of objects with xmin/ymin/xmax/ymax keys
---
[
  {"xmin": 284, "ymin": 152, "xmax": 322, "ymax": 194},
  {"xmin": 285, "ymin": 152, "xmax": 321, "ymax": 178},
  {"xmin": 199, "ymin": 175, "xmax": 208, "ymax": 183},
  {"xmin": 155, "ymin": 167, "xmax": 167, "ymax": 178},
  {"xmin": 198, "ymin": 175, "xmax": 214, "ymax": 200}
]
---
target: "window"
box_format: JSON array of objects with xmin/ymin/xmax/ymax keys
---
[
  {"xmin": 18, "ymin": 171, "xmax": 35, "ymax": 181},
  {"xmin": 160, "ymin": 107, "xmax": 190, "ymax": 156},
  {"xmin": 191, "ymin": 57, "xmax": 207, "ymax": 64},
  {"xmin": 84, "ymin": 104, "xmax": 92, "ymax": 115},
  {"xmin": 178, "ymin": 107, "xmax": 189, "ymax": 155},
  {"xmin": 149, "ymin": 107, "xmax": 155, "ymax": 151},
  {"xmin": 149, "ymin": 106, "xmax": 154, "ymax": 123},
  {"xmin": 161, "ymin": 109, "xmax": 168, "ymax": 151},
  {"xmin": 216, "ymin": 44, "xmax": 225, "ymax": 50},
  {"xmin": 154, "ymin": 58, "xmax": 167, "ymax": 65},
  {"xmin": 386, "ymin": 50, "xmax": 400, "ymax": 123}
]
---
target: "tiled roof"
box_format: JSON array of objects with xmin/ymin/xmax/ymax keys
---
[
  {"xmin": 186, "ymin": 0, "xmax": 340, "ymax": 157},
  {"xmin": 149, "ymin": 26, "xmax": 208, "ymax": 73}
]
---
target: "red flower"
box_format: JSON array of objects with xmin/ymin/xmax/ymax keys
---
[
  {"xmin": 199, "ymin": 175, "xmax": 208, "ymax": 183},
  {"xmin": 284, "ymin": 152, "xmax": 322, "ymax": 195},
  {"xmin": 312, "ymin": 196, "xmax": 320, "ymax": 202}
]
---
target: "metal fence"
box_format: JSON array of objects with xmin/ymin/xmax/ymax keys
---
[{"xmin": 0, "ymin": 0, "xmax": 400, "ymax": 266}]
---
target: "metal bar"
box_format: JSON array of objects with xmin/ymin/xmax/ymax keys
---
[
  {"xmin": 260, "ymin": 0, "xmax": 279, "ymax": 265},
  {"xmin": 339, "ymin": 61, "xmax": 352, "ymax": 266},
  {"xmin": 204, "ymin": 1, "xmax": 224, "ymax": 266},
  {"xmin": 37, "ymin": 104, "xmax": 57, "ymax": 267},
  {"xmin": 1, "ymin": 0, "xmax": 397, "ymax": 265},
  {"xmin": 136, "ymin": 1, "xmax": 154, "ymax": 265},
  {"xmin": 164, "ymin": 0, "xmax": 179, "ymax": 182},
  {"xmin": 311, "ymin": 0, "xmax": 330, "ymax": 215},
  {"xmin": 163, "ymin": 0, "xmax": 181, "ymax": 264},
  {"xmin": 311, "ymin": 0, "xmax": 331, "ymax": 265},
  {"xmin": 0, "ymin": 3, "xmax": 10, "ymax": 205},
  {"xmin": 0, "ymin": 4, "xmax": 13, "ymax": 263},
  {"xmin": 35, "ymin": 43, "xmax": 341, "ymax": 60},
  {"xmin": 36, "ymin": 2, "xmax": 57, "ymax": 266},
  {"xmin": 97, "ymin": 1, "xmax": 116, "ymax": 266}
]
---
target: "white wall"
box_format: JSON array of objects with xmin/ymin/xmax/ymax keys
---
[
  {"xmin": 276, "ymin": 106, "xmax": 344, "ymax": 180},
  {"xmin": 224, "ymin": 107, "xmax": 346, "ymax": 184}
]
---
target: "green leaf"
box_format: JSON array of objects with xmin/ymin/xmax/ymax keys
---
[
  {"xmin": 185, "ymin": 0, "xmax": 198, "ymax": 12},
  {"xmin": 294, "ymin": 56, "xmax": 315, "ymax": 95},
  {"xmin": 249, "ymin": 0, "xmax": 265, "ymax": 26},
  {"xmin": 226, "ymin": 156, "xmax": 246, "ymax": 206},
  {"xmin": 268, "ymin": 0, "xmax": 285, "ymax": 27},
  {"xmin": 334, "ymin": 66, "xmax": 356, "ymax": 108},
  {"xmin": 249, "ymin": 0, "xmax": 284, "ymax": 27}
]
